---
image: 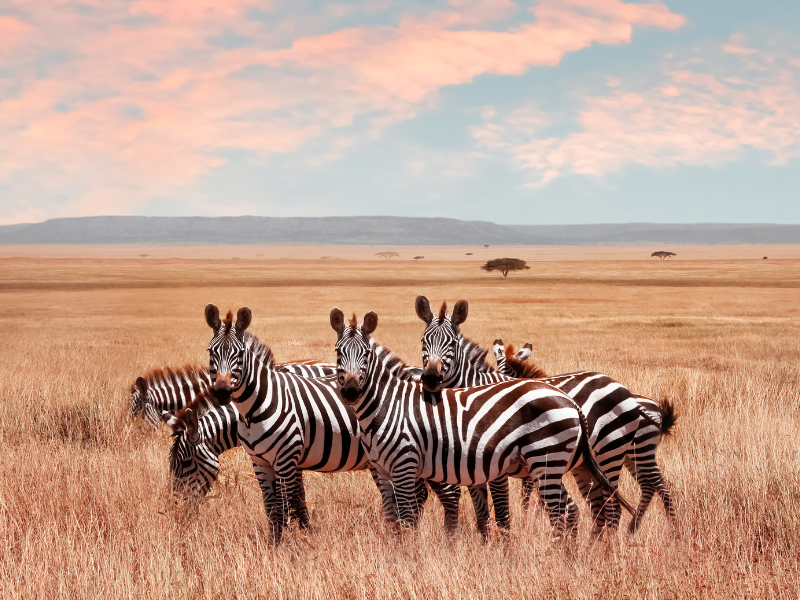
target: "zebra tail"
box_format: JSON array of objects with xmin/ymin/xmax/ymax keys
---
[
  {"xmin": 658, "ymin": 397, "xmax": 677, "ymax": 437},
  {"xmin": 577, "ymin": 410, "xmax": 636, "ymax": 516}
]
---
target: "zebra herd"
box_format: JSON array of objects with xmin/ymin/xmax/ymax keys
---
[{"xmin": 129, "ymin": 296, "xmax": 676, "ymax": 544}]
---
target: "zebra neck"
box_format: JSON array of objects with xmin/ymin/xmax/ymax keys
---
[
  {"xmin": 229, "ymin": 348, "xmax": 270, "ymax": 411},
  {"xmin": 354, "ymin": 342, "xmax": 405, "ymax": 432},
  {"xmin": 449, "ymin": 336, "xmax": 506, "ymax": 388}
]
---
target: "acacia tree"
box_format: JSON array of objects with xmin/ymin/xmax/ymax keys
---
[
  {"xmin": 413, "ymin": 256, "xmax": 425, "ymax": 261},
  {"xmin": 481, "ymin": 258, "xmax": 530, "ymax": 278},
  {"xmin": 375, "ymin": 251, "xmax": 400, "ymax": 259},
  {"xmin": 139, "ymin": 254, "xmax": 149, "ymax": 258},
  {"xmin": 651, "ymin": 251, "xmax": 677, "ymax": 260}
]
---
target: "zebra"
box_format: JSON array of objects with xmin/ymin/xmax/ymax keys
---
[
  {"xmin": 329, "ymin": 307, "xmax": 632, "ymax": 539},
  {"xmin": 202, "ymin": 304, "xmax": 461, "ymax": 543},
  {"xmin": 493, "ymin": 338, "xmax": 677, "ymax": 533},
  {"xmin": 129, "ymin": 360, "xmax": 334, "ymax": 429},
  {"xmin": 415, "ymin": 295, "xmax": 645, "ymax": 533},
  {"xmin": 130, "ymin": 360, "xmax": 335, "ymax": 521}
]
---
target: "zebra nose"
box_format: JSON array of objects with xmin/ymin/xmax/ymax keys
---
[{"xmin": 338, "ymin": 374, "xmax": 345, "ymax": 385}]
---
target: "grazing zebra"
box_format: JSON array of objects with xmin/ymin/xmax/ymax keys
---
[
  {"xmin": 203, "ymin": 305, "xmax": 461, "ymax": 543},
  {"xmin": 493, "ymin": 338, "xmax": 677, "ymax": 532},
  {"xmin": 137, "ymin": 360, "xmax": 334, "ymax": 520},
  {"xmin": 329, "ymin": 307, "xmax": 631, "ymax": 539},
  {"xmin": 129, "ymin": 360, "xmax": 335, "ymax": 429},
  {"xmin": 415, "ymin": 296, "xmax": 644, "ymax": 532}
]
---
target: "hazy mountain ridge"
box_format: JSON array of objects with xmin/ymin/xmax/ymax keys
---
[{"xmin": 0, "ymin": 217, "xmax": 798, "ymax": 245}]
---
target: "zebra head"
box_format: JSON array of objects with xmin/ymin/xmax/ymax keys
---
[
  {"xmin": 205, "ymin": 304, "xmax": 251, "ymax": 401},
  {"xmin": 492, "ymin": 339, "xmax": 533, "ymax": 375},
  {"xmin": 415, "ymin": 295, "xmax": 468, "ymax": 392},
  {"xmin": 330, "ymin": 308, "xmax": 377, "ymax": 404},
  {"xmin": 129, "ymin": 376, "xmax": 164, "ymax": 429},
  {"xmin": 162, "ymin": 408, "xmax": 221, "ymax": 506}
]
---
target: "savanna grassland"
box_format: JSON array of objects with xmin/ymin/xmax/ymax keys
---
[{"xmin": 1, "ymin": 247, "xmax": 799, "ymax": 599}]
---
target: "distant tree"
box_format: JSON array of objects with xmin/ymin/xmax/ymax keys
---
[
  {"xmin": 481, "ymin": 258, "xmax": 530, "ymax": 278},
  {"xmin": 763, "ymin": 256, "xmax": 768, "ymax": 260},
  {"xmin": 256, "ymin": 254, "xmax": 264, "ymax": 257},
  {"xmin": 484, "ymin": 245, "xmax": 490, "ymax": 248},
  {"xmin": 414, "ymin": 256, "xmax": 425, "ymax": 261},
  {"xmin": 320, "ymin": 256, "xmax": 333, "ymax": 260},
  {"xmin": 465, "ymin": 252, "xmax": 473, "ymax": 256},
  {"xmin": 651, "ymin": 251, "xmax": 677, "ymax": 260},
  {"xmin": 375, "ymin": 251, "xmax": 400, "ymax": 260},
  {"xmin": 139, "ymin": 254, "xmax": 149, "ymax": 258}
]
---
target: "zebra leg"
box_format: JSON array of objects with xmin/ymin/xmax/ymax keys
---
[
  {"xmin": 571, "ymin": 462, "xmax": 610, "ymax": 534},
  {"xmin": 427, "ymin": 481, "xmax": 461, "ymax": 538},
  {"xmin": 467, "ymin": 485, "xmax": 491, "ymax": 542},
  {"xmin": 520, "ymin": 476, "xmax": 536, "ymax": 511},
  {"xmin": 370, "ymin": 467, "xmax": 399, "ymax": 523},
  {"xmin": 488, "ymin": 475, "xmax": 511, "ymax": 531},
  {"xmin": 388, "ymin": 467, "xmax": 422, "ymax": 529},
  {"xmin": 530, "ymin": 470, "xmax": 578, "ymax": 538},
  {"xmin": 249, "ymin": 456, "xmax": 281, "ymax": 543},
  {"xmin": 625, "ymin": 452, "xmax": 675, "ymax": 533},
  {"xmin": 412, "ymin": 478, "xmax": 429, "ymax": 524},
  {"xmin": 290, "ymin": 470, "xmax": 311, "ymax": 530}
]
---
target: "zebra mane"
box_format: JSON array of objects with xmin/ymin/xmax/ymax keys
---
[
  {"xmin": 133, "ymin": 364, "xmax": 209, "ymax": 393},
  {"xmin": 504, "ymin": 345, "xmax": 547, "ymax": 379},
  {"xmin": 460, "ymin": 336, "xmax": 495, "ymax": 373},
  {"xmin": 243, "ymin": 331, "xmax": 275, "ymax": 368},
  {"xmin": 373, "ymin": 342, "xmax": 418, "ymax": 381}
]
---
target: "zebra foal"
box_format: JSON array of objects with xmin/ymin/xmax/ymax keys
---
[{"xmin": 330, "ymin": 308, "xmax": 629, "ymax": 539}]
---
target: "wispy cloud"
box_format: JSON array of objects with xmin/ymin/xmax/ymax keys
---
[{"xmin": 472, "ymin": 37, "xmax": 800, "ymax": 185}]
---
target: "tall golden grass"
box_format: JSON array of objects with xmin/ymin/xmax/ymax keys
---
[{"xmin": 1, "ymin": 252, "xmax": 799, "ymax": 599}]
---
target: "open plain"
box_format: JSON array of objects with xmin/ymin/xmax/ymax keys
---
[{"xmin": 1, "ymin": 246, "xmax": 799, "ymax": 599}]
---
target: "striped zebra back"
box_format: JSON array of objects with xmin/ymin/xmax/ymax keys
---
[{"xmin": 129, "ymin": 365, "xmax": 213, "ymax": 429}]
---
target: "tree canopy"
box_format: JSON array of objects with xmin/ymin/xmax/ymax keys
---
[
  {"xmin": 481, "ymin": 258, "xmax": 530, "ymax": 278},
  {"xmin": 651, "ymin": 251, "xmax": 677, "ymax": 260},
  {"xmin": 413, "ymin": 256, "xmax": 424, "ymax": 261},
  {"xmin": 375, "ymin": 251, "xmax": 400, "ymax": 259}
]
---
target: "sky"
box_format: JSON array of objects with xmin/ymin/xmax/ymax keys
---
[{"xmin": 1, "ymin": 0, "xmax": 799, "ymax": 225}]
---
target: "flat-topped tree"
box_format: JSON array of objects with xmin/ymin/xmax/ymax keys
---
[
  {"xmin": 481, "ymin": 258, "xmax": 530, "ymax": 278},
  {"xmin": 375, "ymin": 251, "xmax": 399, "ymax": 259},
  {"xmin": 651, "ymin": 251, "xmax": 677, "ymax": 260},
  {"xmin": 414, "ymin": 256, "xmax": 424, "ymax": 261},
  {"xmin": 139, "ymin": 254, "xmax": 149, "ymax": 258}
]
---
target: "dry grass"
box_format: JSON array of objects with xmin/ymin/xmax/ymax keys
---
[{"xmin": 1, "ymin": 249, "xmax": 799, "ymax": 599}]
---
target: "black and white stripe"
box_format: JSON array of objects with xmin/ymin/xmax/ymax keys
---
[
  {"xmin": 415, "ymin": 296, "xmax": 642, "ymax": 532},
  {"xmin": 494, "ymin": 340, "xmax": 676, "ymax": 532},
  {"xmin": 204, "ymin": 304, "xmax": 460, "ymax": 542},
  {"xmin": 331, "ymin": 308, "xmax": 627, "ymax": 539}
]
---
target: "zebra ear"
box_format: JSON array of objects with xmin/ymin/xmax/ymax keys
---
[
  {"xmin": 183, "ymin": 408, "xmax": 199, "ymax": 439},
  {"xmin": 135, "ymin": 376, "xmax": 148, "ymax": 394},
  {"xmin": 451, "ymin": 300, "xmax": 469, "ymax": 327},
  {"xmin": 362, "ymin": 311, "xmax": 378, "ymax": 336},
  {"xmin": 415, "ymin": 296, "xmax": 433, "ymax": 324},
  {"xmin": 492, "ymin": 338, "xmax": 504, "ymax": 360},
  {"xmin": 205, "ymin": 304, "xmax": 221, "ymax": 330},
  {"xmin": 235, "ymin": 307, "xmax": 252, "ymax": 333},
  {"xmin": 330, "ymin": 308, "xmax": 345, "ymax": 335},
  {"xmin": 518, "ymin": 343, "xmax": 532, "ymax": 361},
  {"xmin": 162, "ymin": 411, "xmax": 179, "ymax": 430}
]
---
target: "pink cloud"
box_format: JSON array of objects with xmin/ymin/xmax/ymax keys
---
[
  {"xmin": 472, "ymin": 42, "xmax": 800, "ymax": 184},
  {"xmin": 0, "ymin": 0, "xmax": 684, "ymax": 223},
  {"xmin": 0, "ymin": 16, "xmax": 32, "ymax": 54}
]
